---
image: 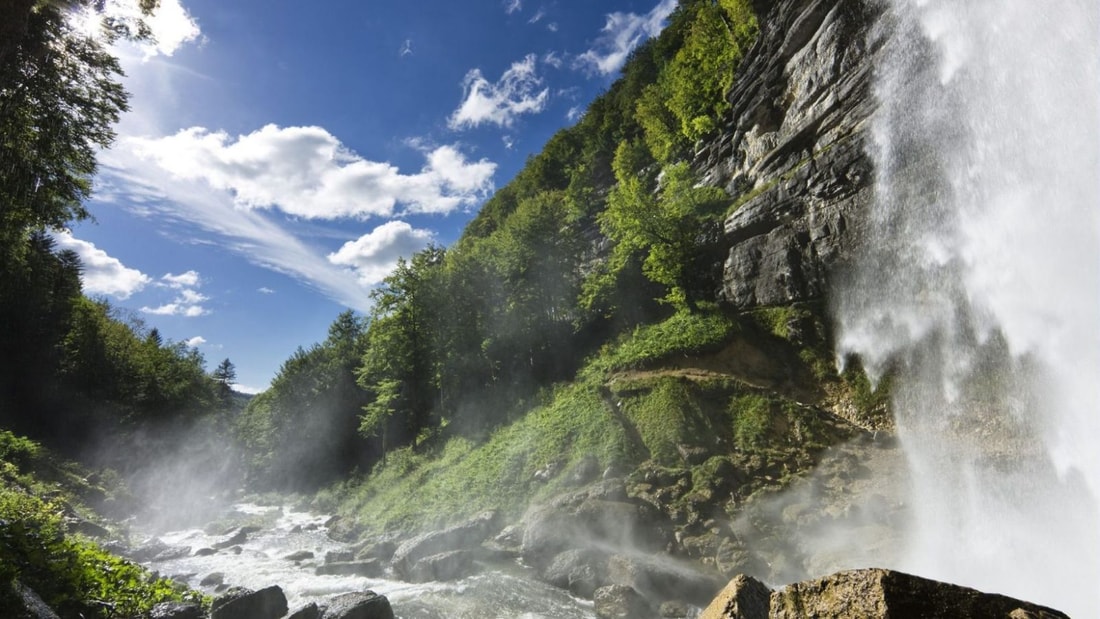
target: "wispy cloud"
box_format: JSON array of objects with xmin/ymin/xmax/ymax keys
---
[
  {"xmin": 528, "ymin": 8, "xmax": 546, "ymax": 24},
  {"xmin": 258, "ymin": 287, "xmax": 276, "ymax": 295},
  {"xmin": 547, "ymin": 22, "xmax": 558, "ymax": 32},
  {"xmin": 51, "ymin": 231, "xmax": 151, "ymax": 299},
  {"xmin": 399, "ymin": 39, "xmax": 413, "ymax": 57},
  {"xmin": 574, "ymin": 0, "xmax": 676, "ymax": 75},
  {"xmin": 328, "ymin": 221, "xmax": 435, "ymax": 286},
  {"xmin": 96, "ymin": 144, "xmax": 379, "ymax": 312},
  {"xmin": 504, "ymin": 0, "xmax": 522, "ymax": 14},
  {"xmin": 542, "ymin": 51, "xmax": 563, "ymax": 69},
  {"xmin": 449, "ymin": 54, "xmax": 550, "ymax": 130},
  {"xmin": 126, "ymin": 125, "xmax": 496, "ymax": 219}
]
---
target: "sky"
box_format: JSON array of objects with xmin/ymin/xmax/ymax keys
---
[{"xmin": 64, "ymin": 0, "xmax": 678, "ymax": 393}]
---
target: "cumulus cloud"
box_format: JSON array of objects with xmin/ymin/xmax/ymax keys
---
[
  {"xmin": 449, "ymin": 54, "xmax": 550, "ymax": 130},
  {"xmin": 185, "ymin": 336, "xmax": 207, "ymax": 347},
  {"xmin": 161, "ymin": 270, "xmax": 200, "ymax": 289},
  {"xmin": 127, "ymin": 125, "xmax": 496, "ymax": 219},
  {"xmin": 83, "ymin": 0, "xmax": 202, "ymax": 59},
  {"xmin": 51, "ymin": 231, "xmax": 151, "ymax": 299},
  {"xmin": 328, "ymin": 221, "xmax": 435, "ymax": 286},
  {"xmin": 141, "ymin": 272, "xmax": 210, "ymax": 317},
  {"xmin": 141, "ymin": 302, "xmax": 209, "ymax": 317},
  {"xmin": 574, "ymin": 0, "xmax": 676, "ymax": 75}
]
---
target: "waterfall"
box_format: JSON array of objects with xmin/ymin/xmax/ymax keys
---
[{"xmin": 834, "ymin": 0, "xmax": 1100, "ymax": 616}]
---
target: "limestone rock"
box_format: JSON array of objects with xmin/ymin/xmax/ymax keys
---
[
  {"xmin": 210, "ymin": 585, "xmax": 287, "ymax": 619},
  {"xmin": 391, "ymin": 510, "xmax": 499, "ymax": 580},
  {"xmin": 594, "ymin": 584, "xmax": 653, "ymax": 619},
  {"xmin": 322, "ymin": 591, "xmax": 394, "ymax": 619},
  {"xmin": 769, "ymin": 569, "xmax": 1070, "ymax": 619},
  {"xmin": 700, "ymin": 574, "xmax": 771, "ymax": 619}
]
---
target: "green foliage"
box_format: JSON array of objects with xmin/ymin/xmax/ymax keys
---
[
  {"xmin": 731, "ymin": 394, "xmax": 772, "ymax": 451},
  {"xmin": 618, "ymin": 378, "xmax": 704, "ymax": 465},
  {"xmin": 587, "ymin": 310, "xmax": 739, "ymax": 376}
]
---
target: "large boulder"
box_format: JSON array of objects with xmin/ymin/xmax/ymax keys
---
[
  {"xmin": 521, "ymin": 480, "xmax": 671, "ymax": 569},
  {"xmin": 700, "ymin": 574, "xmax": 771, "ymax": 619},
  {"xmin": 594, "ymin": 585, "xmax": 653, "ymax": 619},
  {"xmin": 541, "ymin": 548, "xmax": 611, "ymax": 599},
  {"xmin": 391, "ymin": 510, "xmax": 499, "ymax": 580},
  {"xmin": 404, "ymin": 549, "xmax": 479, "ymax": 583},
  {"xmin": 148, "ymin": 602, "xmax": 204, "ymax": 619},
  {"xmin": 606, "ymin": 553, "xmax": 726, "ymax": 608},
  {"xmin": 769, "ymin": 569, "xmax": 1070, "ymax": 619},
  {"xmin": 322, "ymin": 591, "xmax": 394, "ymax": 619},
  {"xmin": 701, "ymin": 569, "xmax": 1071, "ymax": 618},
  {"xmin": 210, "ymin": 585, "xmax": 288, "ymax": 619}
]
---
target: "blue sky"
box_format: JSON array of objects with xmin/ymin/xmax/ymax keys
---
[{"xmin": 62, "ymin": 0, "xmax": 677, "ymax": 393}]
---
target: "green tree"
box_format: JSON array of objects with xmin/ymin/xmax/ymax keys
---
[{"xmin": 212, "ymin": 358, "xmax": 237, "ymax": 403}]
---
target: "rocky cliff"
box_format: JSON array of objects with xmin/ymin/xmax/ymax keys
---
[{"xmin": 696, "ymin": 0, "xmax": 879, "ymax": 309}]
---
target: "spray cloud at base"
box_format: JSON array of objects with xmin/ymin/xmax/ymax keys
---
[{"xmin": 832, "ymin": 0, "xmax": 1100, "ymax": 615}]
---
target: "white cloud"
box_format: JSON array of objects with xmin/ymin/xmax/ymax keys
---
[
  {"xmin": 328, "ymin": 221, "xmax": 435, "ymax": 286},
  {"xmin": 547, "ymin": 22, "xmax": 558, "ymax": 32},
  {"xmin": 186, "ymin": 336, "xmax": 207, "ymax": 347},
  {"xmin": 399, "ymin": 39, "xmax": 413, "ymax": 57},
  {"xmin": 97, "ymin": 147, "xmax": 377, "ymax": 312},
  {"xmin": 449, "ymin": 54, "xmax": 550, "ymax": 130},
  {"xmin": 82, "ymin": 0, "xmax": 202, "ymax": 59},
  {"xmin": 504, "ymin": 0, "xmax": 522, "ymax": 14},
  {"xmin": 233, "ymin": 383, "xmax": 265, "ymax": 395},
  {"xmin": 177, "ymin": 288, "xmax": 209, "ymax": 303},
  {"xmin": 51, "ymin": 231, "xmax": 151, "ymax": 299},
  {"xmin": 502, "ymin": 135, "xmax": 516, "ymax": 149},
  {"xmin": 574, "ymin": 0, "xmax": 676, "ymax": 75},
  {"xmin": 161, "ymin": 270, "xmax": 200, "ymax": 288},
  {"xmin": 528, "ymin": 9, "xmax": 546, "ymax": 24},
  {"xmin": 127, "ymin": 125, "xmax": 496, "ymax": 219},
  {"xmin": 258, "ymin": 287, "xmax": 276, "ymax": 294},
  {"xmin": 542, "ymin": 51, "xmax": 563, "ymax": 69},
  {"xmin": 566, "ymin": 106, "xmax": 583, "ymax": 122},
  {"xmin": 140, "ymin": 302, "xmax": 209, "ymax": 317}
]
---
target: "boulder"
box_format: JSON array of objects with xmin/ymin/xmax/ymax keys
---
[
  {"xmin": 769, "ymin": 569, "xmax": 1070, "ymax": 619},
  {"xmin": 521, "ymin": 482, "xmax": 670, "ymax": 569},
  {"xmin": 315, "ymin": 559, "xmax": 384, "ymax": 578},
  {"xmin": 324, "ymin": 550, "xmax": 354, "ymax": 564},
  {"xmin": 405, "ymin": 549, "xmax": 478, "ymax": 583},
  {"xmin": 700, "ymin": 574, "xmax": 771, "ymax": 619},
  {"xmin": 284, "ymin": 550, "xmax": 315, "ymax": 562},
  {"xmin": 541, "ymin": 548, "xmax": 610, "ymax": 599},
  {"xmin": 213, "ymin": 527, "xmax": 250, "ymax": 549},
  {"xmin": 286, "ymin": 602, "xmax": 322, "ymax": 619},
  {"xmin": 391, "ymin": 510, "xmax": 499, "ymax": 579},
  {"xmin": 606, "ymin": 553, "xmax": 726, "ymax": 607},
  {"xmin": 151, "ymin": 546, "xmax": 192, "ymax": 562},
  {"xmin": 594, "ymin": 585, "xmax": 653, "ymax": 619},
  {"xmin": 210, "ymin": 585, "xmax": 288, "ymax": 619},
  {"xmin": 322, "ymin": 591, "xmax": 394, "ymax": 619},
  {"xmin": 199, "ymin": 572, "xmax": 225, "ymax": 587},
  {"xmin": 148, "ymin": 602, "xmax": 204, "ymax": 619}
]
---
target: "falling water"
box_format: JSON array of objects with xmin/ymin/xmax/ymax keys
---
[{"xmin": 835, "ymin": 1, "xmax": 1100, "ymax": 616}]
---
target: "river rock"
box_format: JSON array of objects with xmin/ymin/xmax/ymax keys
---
[
  {"xmin": 769, "ymin": 569, "xmax": 1071, "ymax": 619},
  {"xmin": 284, "ymin": 550, "xmax": 315, "ymax": 561},
  {"xmin": 152, "ymin": 546, "xmax": 192, "ymax": 562},
  {"xmin": 606, "ymin": 553, "xmax": 726, "ymax": 607},
  {"xmin": 405, "ymin": 549, "xmax": 479, "ymax": 583},
  {"xmin": 541, "ymin": 548, "xmax": 611, "ymax": 599},
  {"xmin": 148, "ymin": 601, "xmax": 204, "ymax": 619},
  {"xmin": 391, "ymin": 510, "xmax": 499, "ymax": 579},
  {"xmin": 199, "ymin": 572, "xmax": 225, "ymax": 587},
  {"xmin": 521, "ymin": 481, "xmax": 670, "ymax": 569},
  {"xmin": 315, "ymin": 559, "xmax": 383, "ymax": 578},
  {"xmin": 700, "ymin": 574, "xmax": 771, "ymax": 619},
  {"xmin": 322, "ymin": 591, "xmax": 394, "ymax": 619},
  {"xmin": 286, "ymin": 602, "xmax": 322, "ymax": 619},
  {"xmin": 213, "ymin": 527, "xmax": 250, "ymax": 549},
  {"xmin": 210, "ymin": 585, "xmax": 288, "ymax": 619},
  {"xmin": 594, "ymin": 585, "xmax": 653, "ymax": 619}
]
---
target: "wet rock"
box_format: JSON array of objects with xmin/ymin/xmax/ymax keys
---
[
  {"xmin": 607, "ymin": 553, "xmax": 726, "ymax": 607},
  {"xmin": 213, "ymin": 527, "xmax": 250, "ymax": 549},
  {"xmin": 322, "ymin": 591, "xmax": 394, "ymax": 619},
  {"xmin": 659, "ymin": 600, "xmax": 691, "ymax": 618},
  {"xmin": 406, "ymin": 549, "xmax": 479, "ymax": 583},
  {"xmin": 210, "ymin": 585, "xmax": 288, "ymax": 619},
  {"xmin": 284, "ymin": 550, "xmax": 315, "ymax": 562},
  {"xmin": 594, "ymin": 584, "xmax": 653, "ymax": 619},
  {"xmin": 152, "ymin": 546, "xmax": 192, "ymax": 562},
  {"xmin": 354, "ymin": 537, "xmax": 398, "ymax": 562},
  {"xmin": 315, "ymin": 559, "xmax": 384, "ymax": 578},
  {"xmin": 286, "ymin": 602, "xmax": 322, "ymax": 619},
  {"xmin": 128, "ymin": 538, "xmax": 170, "ymax": 562},
  {"xmin": 324, "ymin": 550, "xmax": 354, "ymax": 564},
  {"xmin": 521, "ymin": 482, "xmax": 670, "ymax": 569},
  {"xmin": 769, "ymin": 569, "xmax": 1070, "ymax": 619},
  {"xmin": 148, "ymin": 601, "xmax": 204, "ymax": 619},
  {"xmin": 199, "ymin": 572, "xmax": 225, "ymax": 587},
  {"xmin": 541, "ymin": 548, "xmax": 610, "ymax": 599},
  {"xmin": 194, "ymin": 547, "xmax": 218, "ymax": 557},
  {"xmin": 699, "ymin": 574, "xmax": 771, "ymax": 619},
  {"xmin": 391, "ymin": 510, "xmax": 500, "ymax": 579}
]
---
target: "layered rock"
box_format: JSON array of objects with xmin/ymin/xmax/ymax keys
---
[
  {"xmin": 701, "ymin": 569, "xmax": 1071, "ymax": 619},
  {"xmin": 696, "ymin": 0, "xmax": 880, "ymax": 309}
]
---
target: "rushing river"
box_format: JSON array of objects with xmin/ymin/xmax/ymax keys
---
[{"xmin": 140, "ymin": 503, "xmax": 596, "ymax": 619}]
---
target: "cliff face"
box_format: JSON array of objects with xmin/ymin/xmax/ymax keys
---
[{"xmin": 697, "ymin": 0, "xmax": 880, "ymax": 308}]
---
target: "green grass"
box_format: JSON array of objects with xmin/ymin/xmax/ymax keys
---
[{"xmin": 585, "ymin": 309, "xmax": 739, "ymax": 377}]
